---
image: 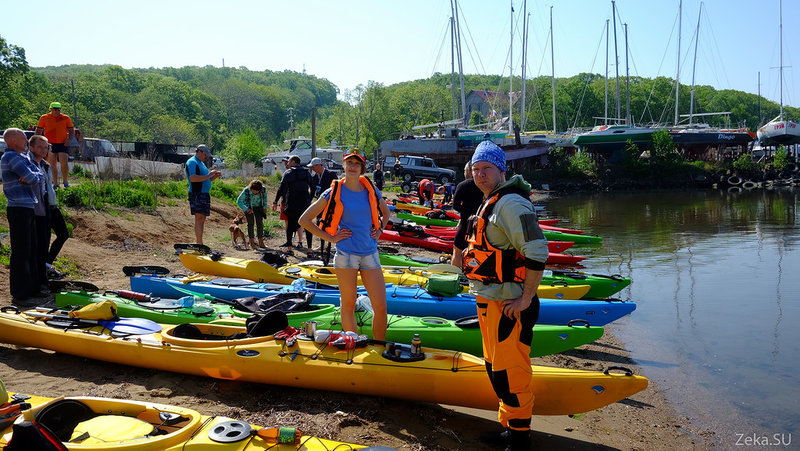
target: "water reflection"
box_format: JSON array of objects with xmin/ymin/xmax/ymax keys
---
[{"xmin": 546, "ymin": 188, "xmax": 800, "ymax": 445}]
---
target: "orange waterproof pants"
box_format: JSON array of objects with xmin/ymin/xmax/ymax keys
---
[{"xmin": 476, "ymin": 295, "xmax": 539, "ymax": 431}]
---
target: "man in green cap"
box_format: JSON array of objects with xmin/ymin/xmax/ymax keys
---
[{"xmin": 35, "ymin": 102, "xmax": 75, "ymax": 188}]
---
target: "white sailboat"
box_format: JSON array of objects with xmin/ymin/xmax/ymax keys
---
[{"xmin": 756, "ymin": 0, "xmax": 800, "ymax": 146}]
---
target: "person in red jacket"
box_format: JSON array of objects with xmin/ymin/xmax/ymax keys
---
[{"xmin": 418, "ymin": 178, "xmax": 435, "ymax": 206}]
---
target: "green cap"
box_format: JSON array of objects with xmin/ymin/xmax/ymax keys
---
[{"xmin": 49, "ymin": 102, "xmax": 62, "ymax": 109}]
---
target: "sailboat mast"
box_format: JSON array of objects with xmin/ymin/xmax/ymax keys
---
[
  {"xmin": 450, "ymin": 15, "xmax": 457, "ymax": 121},
  {"xmin": 688, "ymin": 2, "xmax": 702, "ymax": 125},
  {"xmin": 550, "ymin": 6, "xmax": 556, "ymax": 134},
  {"xmin": 521, "ymin": 1, "xmax": 528, "ymax": 134},
  {"xmin": 624, "ymin": 23, "xmax": 630, "ymax": 126},
  {"xmin": 779, "ymin": 0, "xmax": 784, "ymax": 120},
  {"xmin": 605, "ymin": 19, "xmax": 609, "ymax": 126},
  {"xmin": 451, "ymin": 0, "xmax": 467, "ymax": 125},
  {"xmin": 509, "ymin": 0, "xmax": 514, "ymax": 135},
  {"xmin": 612, "ymin": 1, "xmax": 621, "ymax": 123},
  {"xmin": 674, "ymin": 0, "xmax": 682, "ymax": 125}
]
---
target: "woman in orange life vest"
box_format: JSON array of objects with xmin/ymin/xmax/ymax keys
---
[{"xmin": 298, "ymin": 152, "xmax": 391, "ymax": 340}]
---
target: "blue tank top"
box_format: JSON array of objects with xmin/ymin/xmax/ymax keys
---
[{"xmin": 322, "ymin": 184, "xmax": 382, "ymax": 255}]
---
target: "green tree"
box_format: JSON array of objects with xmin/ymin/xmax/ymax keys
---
[
  {"xmin": 149, "ymin": 115, "xmax": 201, "ymax": 144},
  {"xmin": 0, "ymin": 36, "xmax": 30, "ymax": 127},
  {"xmin": 222, "ymin": 128, "xmax": 265, "ymax": 169},
  {"xmin": 773, "ymin": 145, "xmax": 789, "ymax": 171}
]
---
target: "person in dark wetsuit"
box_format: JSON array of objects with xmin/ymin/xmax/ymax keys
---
[
  {"xmin": 451, "ymin": 161, "xmax": 484, "ymax": 267},
  {"xmin": 273, "ymin": 155, "xmax": 313, "ymax": 251}
]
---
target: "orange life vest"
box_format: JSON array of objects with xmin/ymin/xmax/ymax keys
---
[
  {"xmin": 319, "ymin": 176, "xmax": 382, "ymax": 236},
  {"xmin": 462, "ymin": 187, "xmax": 530, "ymax": 284}
]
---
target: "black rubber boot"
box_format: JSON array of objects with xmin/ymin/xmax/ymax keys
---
[
  {"xmin": 479, "ymin": 428, "xmax": 510, "ymax": 445},
  {"xmin": 504, "ymin": 429, "xmax": 531, "ymax": 451}
]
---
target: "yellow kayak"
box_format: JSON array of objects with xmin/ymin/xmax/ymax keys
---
[
  {"xmin": 0, "ymin": 309, "xmax": 648, "ymax": 415},
  {"xmin": 280, "ymin": 264, "xmax": 438, "ymax": 289},
  {"xmin": 393, "ymin": 201, "xmax": 432, "ymax": 215},
  {"xmin": 0, "ymin": 392, "xmax": 369, "ymax": 450},
  {"xmin": 178, "ymin": 252, "xmax": 294, "ymax": 284},
  {"xmin": 279, "ymin": 264, "xmax": 589, "ymax": 299}
]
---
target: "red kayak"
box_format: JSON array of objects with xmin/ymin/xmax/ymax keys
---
[
  {"xmin": 538, "ymin": 218, "xmax": 562, "ymax": 226},
  {"xmin": 379, "ymin": 229, "xmax": 453, "ymax": 253},
  {"xmin": 380, "ymin": 229, "xmax": 585, "ymax": 264},
  {"xmin": 540, "ymin": 224, "xmax": 585, "ymax": 234},
  {"xmin": 422, "ymin": 227, "xmax": 574, "ymax": 253}
]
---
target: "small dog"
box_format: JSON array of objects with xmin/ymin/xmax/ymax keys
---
[{"xmin": 229, "ymin": 215, "xmax": 247, "ymax": 249}]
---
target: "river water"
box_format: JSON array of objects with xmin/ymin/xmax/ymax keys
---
[{"xmin": 545, "ymin": 188, "xmax": 799, "ymax": 448}]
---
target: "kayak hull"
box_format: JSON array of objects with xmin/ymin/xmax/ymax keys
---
[
  {"xmin": 0, "ymin": 310, "xmax": 648, "ymax": 415},
  {"xmin": 179, "ymin": 253, "xmax": 294, "ymax": 284}
]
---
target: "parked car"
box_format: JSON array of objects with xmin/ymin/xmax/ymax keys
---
[
  {"xmin": 73, "ymin": 138, "xmax": 119, "ymax": 161},
  {"xmin": 384, "ymin": 155, "xmax": 455, "ymax": 184}
]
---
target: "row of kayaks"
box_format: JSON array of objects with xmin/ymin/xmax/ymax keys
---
[
  {"xmin": 128, "ymin": 273, "xmax": 635, "ymax": 325},
  {"xmin": 177, "ymin": 251, "xmax": 631, "ymax": 299},
  {"xmin": 0, "ymin": 209, "xmax": 646, "ymax": 450}
]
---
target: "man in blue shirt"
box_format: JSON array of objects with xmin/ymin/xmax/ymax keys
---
[
  {"xmin": 185, "ymin": 144, "xmax": 221, "ymax": 245},
  {"xmin": 1, "ymin": 129, "xmax": 45, "ymax": 305}
]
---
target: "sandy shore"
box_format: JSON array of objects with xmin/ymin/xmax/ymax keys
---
[{"xmin": 0, "ymin": 193, "xmax": 708, "ymax": 449}]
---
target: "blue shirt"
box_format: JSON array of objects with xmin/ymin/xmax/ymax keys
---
[
  {"xmin": 1, "ymin": 149, "xmax": 42, "ymax": 208},
  {"xmin": 185, "ymin": 156, "xmax": 211, "ymax": 193},
  {"xmin": 322, "ymin": 183, "xmax": 383, "ymax": 256}
]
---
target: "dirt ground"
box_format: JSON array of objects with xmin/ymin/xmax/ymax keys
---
[{"xmin": 0, "ymin": 195, "xmax": 709, "ymax": 450}]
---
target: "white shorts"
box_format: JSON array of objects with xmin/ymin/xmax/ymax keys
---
[{"xmin": 333, "ymin": 250, "xmax": 381, "ymax": 270}]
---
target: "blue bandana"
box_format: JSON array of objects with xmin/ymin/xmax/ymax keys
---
[{"xmin": 471, "ymin": 140, "xmax": 506, "ymax": 172}]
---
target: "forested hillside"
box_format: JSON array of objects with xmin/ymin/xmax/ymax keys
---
[{"xmin": 2, "ymin": 35, "xmax": 797, "ymax": 165}]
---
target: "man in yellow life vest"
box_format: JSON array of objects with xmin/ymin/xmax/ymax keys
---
[{"xmin": 462, "ymin": 140, "xmax": 549, "ymax": 451}]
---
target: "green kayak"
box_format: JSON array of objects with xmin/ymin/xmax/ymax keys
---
[
  {"xmin": 544, "ymin": 269, "xmax": 631, "ymax": 298},
  {"xmin": 55, "ymin": 290, "xmax": 603, "ymax": 357},
  {"xmin": 300, "ymin": 309, "xmax": 604, "ymax": 358},
  {"xmin": 55, "ymin": 290, "xmax": 331, "ymax": 325},
  {"xmin": 379, "ymin": 252, "xmax": 439, "ymax": 267},
  {"xmin": 396, "ymin": 212, "xmax": 458, "ymax": 227},
  {"xmin": 543, "ymin": 230, "xmax": 603, "ymax": 244}
]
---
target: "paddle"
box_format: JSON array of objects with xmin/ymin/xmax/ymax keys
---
[
  {"xmin": 25, "ymin": 311, "xmax": 162, "ymax": 335},
  {"xmin": 173, "ymin": 243, "xmax": 212, "ymax": 255},
  {"xmin": 122, "ymin": 265, "xmax": 170, "ymax": 277},
  {"xmin": 48, "ymin": 280, "xmax": 100, "ymax": 292}
]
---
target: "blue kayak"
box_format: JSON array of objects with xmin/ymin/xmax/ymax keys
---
[{"xmin": 130, "ymin": 275, "xmax": 636, "ymax": 326}]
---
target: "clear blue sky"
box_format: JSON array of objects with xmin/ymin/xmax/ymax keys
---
[{"xmin": 3, "ymin": 0, "xmax": 798, "ymax": 110}]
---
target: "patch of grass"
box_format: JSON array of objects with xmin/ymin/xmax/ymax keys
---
[
  {"xmin": 165, "ymin": 200, "xmax": 177, "ymax": 207},
  {"xmin": 0, "ymin": 245, "xmax": 9, "ymax": 266},
  {"xmin": 0, "ymin": 225, "xmax": 8, "ymax": 233},
  {"xmin": 52, "ymin": 256, "xmax": 80, "ymax": 279},
  {"xmin": 0, "ymin": 193, "xmax": 6, "ymax": 214},
  {"xmin": 58, "ymin": 179, "xmax": 158, "ymax": 211},
  {"xmin": 262, "ymin": 217, "xmax": 284, "ymax": 238},
  {"xmin": 210, "ymin": 180, "xmax": 242, "ymax": 205},
  {"xmin": 154, "ymin": 181, "xmax": 187, "ymax": 199},
  {"xmin": 70, "ymin": 165, "xmax": 94, "ymax": 178}
]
